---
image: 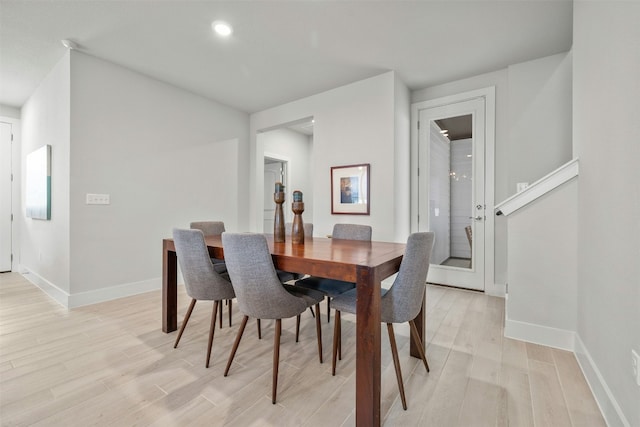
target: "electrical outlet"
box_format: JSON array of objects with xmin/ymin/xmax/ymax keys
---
[
  {"xmin": 633, "ymin": 349, "xmax": 640, "ymax": 386},
  {"xmin": 86, "ymin": 193, "xmax": 110, "ymax": 205}
]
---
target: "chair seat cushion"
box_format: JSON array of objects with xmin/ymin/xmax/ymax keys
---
[
  {"xmin": 212, "ymin": 261, "xmax": 228, "ymax": 275},
  {"xmin": 330, "ymin": 288, "xmax": 390, "ymax": 315},
  {"xmin": 276, "ymin": 270, "xmax": 298, "ymax": 283},
  {"xmin": 295, "ymin": 277, "xmax": 356, "ymax": 297},
  {"xmin": 283, "ymin": 284, "xmax": 324, "ymax": 307}
]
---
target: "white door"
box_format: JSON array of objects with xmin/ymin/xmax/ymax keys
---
[
  {"xmin": 418, "ymin": 98, "xmax": 486, "ymax": 290},
  {"xmin": 263, "ymin": 159, "xmax": 287, "ymax": 233},
  {"xmin": 0, "ymin": 122, "xmax": 12, "ymax": 272}
]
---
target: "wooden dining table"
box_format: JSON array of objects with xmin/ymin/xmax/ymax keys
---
[{"xmin": 162, "ymin": 234, "xmax": 426, "ymax": 427}]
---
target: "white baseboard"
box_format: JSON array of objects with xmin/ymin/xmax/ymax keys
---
[
  {"xmin": 574, "ymin": 335, "xmax": 630, "ymax": 427},
  {"xmin": 503, "ymin": 307, "xmax": 630, "ymax": 427},
  {"xmin": 67, "ymin": 278, "xmax": 161, "ymax": 308},
  {"xmin": 22, "ymin": 268, "xmax": 70, "ymax": 308},
  {"xmin": 486, "ymin": 282, "xmax": 506, "ymax": 297},
  {"xmin": 20, "ymin": 268, "xmax": 162, "ymax": 309},
  {"xmin": 504, "ymin": 316, "xmax": 576, "ymax": 351}
]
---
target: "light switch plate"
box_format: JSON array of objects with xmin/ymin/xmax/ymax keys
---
[{"xmin": 86, "ymin": 193, "xmax": 110, "ymax": 205}]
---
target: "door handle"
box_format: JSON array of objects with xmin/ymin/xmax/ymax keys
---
[{"xmin": 469, "ymin": 216, "xmax": 483, "ymax": 221}]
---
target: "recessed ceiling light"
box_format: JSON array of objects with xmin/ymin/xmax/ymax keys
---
[
  {"xmin": 439, "ymin": 129, "xmax": 448, "ymax": 134},
  {"xmin": 212, "ymin": 21, "xmax": 233, "ymax": 37}
]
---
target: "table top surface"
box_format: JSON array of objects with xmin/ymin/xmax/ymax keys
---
[{"xmin": 164, "ymin": 234, "xmax": 406, "ymax": 282}]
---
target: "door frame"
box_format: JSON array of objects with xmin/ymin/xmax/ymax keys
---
[
  {"xmin": 410, "ymin": 87, "xmax": 495, "ymax": 292},
  {"xmin": 254, "ymin": 116, "xmax": 314, "ymax": 233}
]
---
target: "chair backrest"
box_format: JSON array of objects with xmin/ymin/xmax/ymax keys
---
[
  {"xmin": 285, "ymin": 222, "xmax": 313, "ymax": 237},
  {"xmin": 190, "ymin": 221, "xmax": 226, "ymax": 236},
  {"xmin": 332, "ymin": 224, "xmax": 372, "ymax": 241},
  {"xmin": 172, "ymin": 228, "xmax": 235, "ymax": 301},
  {"xmin": 221, "ymin": 233, "xmax": 307, "ymax": 319},
  {"xmin": 381, "ymin": 232, "xmax": 435, "ymax": 324}
]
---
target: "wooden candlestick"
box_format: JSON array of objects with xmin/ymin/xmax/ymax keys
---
[
  {"xmin": 291, "ymin": 201, "xmax": 305, "ymax": 244},
  {"xmin": 274, "ymin": 192, "xmax": 285, "ymax": 243}
]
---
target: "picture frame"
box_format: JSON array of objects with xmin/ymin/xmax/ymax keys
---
[{"xmin": 331, "ymin": 163, "xmax": 370, "ymax": 215}]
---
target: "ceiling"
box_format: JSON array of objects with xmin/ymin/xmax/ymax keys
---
[
  {"xmin": 0, "ymin": 1, "xmax": 573, "ymax": 114},
  {"xmin": 435, "ymin": 115, "xmax": 472, "ymax": 141}
]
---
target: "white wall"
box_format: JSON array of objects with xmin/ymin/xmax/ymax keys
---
[
  {"xmin": 20, "ymin": 52, "xmax": 71, "ymax": 298},
  {"xmin": 67, "ymin": 52, "xmax": 248, "ymax": 301},
  {"xmin": 261, "ymin": 128, "xmax": 314, "ymax": 227},
  {"xmin": 412, "ymin": 52, "xmax": 573, "ymax": 289},
  {"xmin": 0, "ymin": 104, "xmax": 21, "ymax": 119},
  {"xmin": 573, "ymin": 2, "xmax": 640, "ymax": 426},
  {"xmin": 18, "ymin": 51, "xmax": 249, "ymax": 306},
  {"xmin": 505, "ymin": 179, "xmax": 578, "ymax": 348},
  {"xmin": 250, "ymin": 72, "xmax": 399, "ymax": 241},
  {"xmin": 393, "ymin": 75, "xmax": 411, "ymax": 242},
  {"xmin": 508, "ymin": 52, "xmax": 573, "ymax": 191}
]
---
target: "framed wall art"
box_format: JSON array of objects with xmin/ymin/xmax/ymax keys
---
[
  {"xmin": 25, "ymin": 144, "xmax": 51, "ymax": 220},
  {"xmin": 331, "ymin": 163, "xmax": 370, "ymax": 215}
]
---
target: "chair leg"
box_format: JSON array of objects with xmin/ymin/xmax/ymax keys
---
[
  {"xmin": 387, "ymin": 323, "xmax": 407, "ymax": 410},
  {"xmin": 218, "ymin": 300, "xmax": 223, "ymax": 329},
  {"xmin": 338, "ymin": 310, "xmax": 342, "ymax": 360},
  {"xmin": 409, "ymin": 319, "xmax": 430, "ymax": 372},
  {"xmin": 296, "ymin": 315, "xmax": 300, "ymax": 343},
  {"xmin": 228, "ymin": 299, "xmax": 232, "ymax": 327},
  {"xmin": 332, "ymin": 310, "xmax": 341, "ymax": 375},
  {"xmin": 224, "ymin": 315, "xmax": 248, "ymax": 377},
  {"xmin": 174, "ymin": 298, "xmax": 197, "ymax": 348},
  {"xmin": 327, "ymin": 298, "xmax": 331, "ymax": 323},
  {"xmin": 206, "ymin": 300, "xmax": 219, "ymax": 368},
  {"xmin": 309, "ymin": 306, "xmax": 315, "ymax": 318},
  {"xmin": 272, "ymin": 319, "xmax": 282, "ymax": 404},
  {"xmin": 257, "ymin": 318, "xmax": 262, "ymax": 339},
  {"xmin": 314, "ymin": 303, "xmax": 323, "ymax": 363}
]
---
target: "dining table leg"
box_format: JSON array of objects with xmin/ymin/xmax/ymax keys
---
[
  {"xmin": 162, "ymin": 241, "xmax": 178, "ymax": 333},
  {"xmin": 355, "ymin": 265, "xmax": 381, "ymax": 427},
  {"xmin": 409, "ymin": 291, "xmax": 426, "ymax": 358}
]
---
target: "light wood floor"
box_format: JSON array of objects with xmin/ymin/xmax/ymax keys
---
[{"xmin": 0, "ymin": 272, "xmax": 605, "ymax": 426}]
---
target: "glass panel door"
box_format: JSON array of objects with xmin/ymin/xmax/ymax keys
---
[{"xmin": 418, "ymin": 98, "xmax": 485, "ymax": 290}]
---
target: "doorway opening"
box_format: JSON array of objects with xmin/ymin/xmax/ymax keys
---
[
  {"xmin": 0, "ymin": 121, "xmax": 13, "ymax": 272},
  {"xmin": 411, "ymin": 87, "xmax": 495, "ymax": 292},
  {"xmin": 430, "ymin": 114, "xmax": 474, "ymax": 270},
  {"xmin": 263, "ymin": 156, "xmax": 288, "ymax": 233},
  {"xmin": 257, "ymin": 117, "xmax": 314, "ymax": 232}
]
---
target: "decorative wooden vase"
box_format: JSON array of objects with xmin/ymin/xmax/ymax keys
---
[
  {"xmin": 291, "ymin": 201, "xmax": 305, "ymax": 244},
  {"xmin": 274, "ymin": 192, "xmax": 285, "ymax": 243}
]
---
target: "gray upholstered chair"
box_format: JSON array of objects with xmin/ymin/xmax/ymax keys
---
[
  {"xmin": 330, "ymin": 232, "xmax": 435, "ymax": 410},
  {"xmin": 294, "ymin": 223, "xmax": 372, "ymax": 321},
  {"xmin": 221, "ymin": 232, "xmax": 325, "ymax": 404},
  {"xmin": 190, "ymin": 221, "xmax": 227, "ymax": 273},
  {"xmin": 172, "ymin": 228, "xmax": 236, "ymax": 368},
  {"xmin": 190, "ymin": 221, "xmax": 225, "ymax": 236},
  {"xmin": 284, "ymin": 221, "xmax": 313, "ymax": 238},
  {"xmin": 190, "ymin": 221, "xmax": 231, "ymax": 326}
]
